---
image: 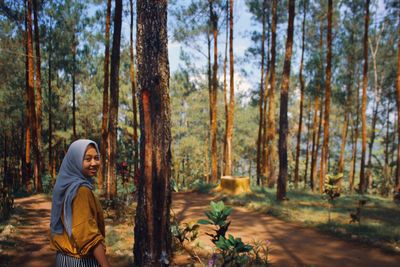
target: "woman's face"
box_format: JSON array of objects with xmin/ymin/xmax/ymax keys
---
[{"xmin": 82, "ymin": 145, "xmax": 100, "ymax": 177}]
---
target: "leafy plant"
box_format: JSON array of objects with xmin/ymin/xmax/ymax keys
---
[
  {"xmin": 250, "ymin": 239, "xmax": 271, "ymax": 266},
  {"xmin": 323, "ymin": 173, "xmax": 343, "ymax": 222},
  {"xmin": 171, "ymin": 220, "xmax": 199, "ymax": 247},
  {"xmin": 214, "ymin": 234, "xmax": 253, "ymax": 266},
  {"xmin": 198, "ymin": 201, "xmax": 232, "ymax": 243}
]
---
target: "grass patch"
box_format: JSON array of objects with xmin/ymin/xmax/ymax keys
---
[
  {"xmin": 222, "ymin": 186, "xmax": 400, "ymax": 253},
  {"xmin": 191, "ymin": 180, "xmax": 217, "ymax": 194}
]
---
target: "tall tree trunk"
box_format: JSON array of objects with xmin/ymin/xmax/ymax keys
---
[
  {"xmin": 367, "ymin": 100, "xmax": 379, "ymax": 188},
  {"xmin": 277, "ymin": 0, "xmax": 295, "ymax": 201},
  {"xmin": 384, "ymin": 99, "xmax": 391, "ymax": 192},
  {"xmin": 24, "ymin": 1, "xmax": 31, "ymax": 192},
  {"xmin": 359, "ymin": 0, "xmax": 370, "ymax": 194},
  {"xmin": 72, "ymin": 31, "xmax": 77, "ymax": 140},
  {"xmin": 99, "ymin": 0, "xmax": 111, "ymax": 195},
  {"xmin": 223, "ymin": 0, "xmax": 229, "ymax": 176},
  {"xmin": 3, "ymin": 132, "xmax": 8, "ymax": 187},
  {"xmin": 257, "ymin": 0, "xmax": 266, "ymax": 186},
  {"xmin": 134, "ymin": 0, "xmax": 171, "ymax": 265},
  {"xmin": 261, "ymin": 35, "xmax": 270, "ymax": 183},
  {"xmin": 265, "ymin": 0, "xmax": 277, "ymax": 187},
  {"xmin": 26, "ymin": 0, "xmax": 41, "ymax": 193},
  {"xmin": 309, "ymin": 20, "xmax": 324, "ymax": 191},
  {"xmin": 396, "ymin": 14, "xmax": 400, "ymax": 189},
  {"xmin": 350, "ymin": 78, "xmax": 361, "ymax": 193},
  {"xmin": 130, "ymin": 0, "xmax": 139, "ymax": 177},
  {"xmin": 107, "ymin": 0, "xmax": 123, "ymax": 199},
  {"xmin": 393, "ymin": 116, "xmax": 397, "ymax": 177},
  {"xmin": 224, "ymin": 0, "xmax": 235, "ymax": 176},
  {"xmin": 338, "ymin": 53, "xmax": 354, "ymax": 176},
  {"xmin": 384, "ymin": 99, "xmax": 390, "ymax": 167},
  {"xmin": 209, "ymin": 1, "xmax": 219, "ymax": 183},
  {"xmin": 320, "ymin": 0, "xmax": 333, "ymax": 193},
  {"xmin": 367, "ymin": 23, "xmax": 385, "ymax": 190},
  {"xmin": 303, "ymin": 102, "xmax": 312, "ymax": 186},
  {"xmin": 294, "ymin": 0, "xmax": 306, "ymax": 188},
  {"xmin": 338, "ymin": 111, "xmax": 349, "ymax": 175},
  {"xmin": 206, "ymin": 29, "xmax": 212, "ymax": 183},
  {"xmin": 32, "ymin": 0, "xmax": 43, "ymax": 181},
  {"xmin": 47, "ymin": 24, "xmax": 54, "ymax": 182}
]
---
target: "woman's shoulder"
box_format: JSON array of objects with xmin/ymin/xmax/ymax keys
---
[{"xmin": 76, "ymin": 185, "xmax": 94, "ymax": 198}]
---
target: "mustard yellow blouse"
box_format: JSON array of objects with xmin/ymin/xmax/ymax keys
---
[{"xmin": 50, "ymin": 186, "xmax": 105, "ymax": 258}]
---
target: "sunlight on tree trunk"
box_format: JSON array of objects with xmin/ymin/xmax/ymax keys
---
[
  {"xmin": 107, "ymin": 0, "xmax": 122, "ymax": 199},
  {"xmin": 134, "ymin": 1, "xmax": 172, "ymax": 264},
  {"xmin": 100, "ymin": 0, "xmax": 111, "ymax": 195},
  {"xmin": 359, "ymin": 0, "xmax": 370, "ymax": 194},
  {"xmin": 277, "ymin": 0, "xmax": 295, "ymax": 201}
]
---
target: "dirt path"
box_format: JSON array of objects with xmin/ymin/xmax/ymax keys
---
[
  {"xmin": 172, "ymin": 192, "xmax": 400, "ymax": 267},
  {"xmin": 1, "ymin": 192, "xmax": 399, "ymax": 267},
  {"xmin": 0, "ymin": 194, "xmax": 54, "ymax": 267}
]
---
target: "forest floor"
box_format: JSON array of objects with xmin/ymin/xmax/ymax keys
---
[{"xmin": 0, "ymin": 192, "xmax": 400, "ymax": 266}]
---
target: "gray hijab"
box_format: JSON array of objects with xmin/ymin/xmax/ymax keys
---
[{"xmin": 50, "ymin": 139, "xmax": 99, "ymax": 237}]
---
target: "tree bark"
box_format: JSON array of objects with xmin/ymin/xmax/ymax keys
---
[
  {"xmin": 72, "ymin": 31, "xmax": 77, "ymax": 140},
  {"xmin": 294, "ymin": 0, "xmax": 306, "ymax": 188},
  {"xmin": 223, "ymin": 0, "xmax": 229, "ymax": 176},
  {"xmin": 277, "ymin": 0, "xmax": 295, "ymax": 201},
  {"xmin": 224, "ymin": 0, "xmax": 235, "ymax": 176},
  {"xmin": 319, "ymin": 0, "xmax": 333, "ymax": 193},
  {"xmin": 384, "ymin": 99, "xmax": 390, "ymax": 168},
  {"xmin": 47, "ymin": 23, "xmax": 54, "ymax": 182},
  {"xmin": 265, "ymin": 0, "xmax": 277, "ymax": 187},
  {"xmin": 209, "ymin": 0, "xmax": 219, "ymax": 183},
  {"xmin": 107, "ymin": 0, "xmax": 122, "ymax": 199},
  {"xmin": 26, "ymin": 0, "xmax": 41, "ymax": 192},
  {"xmin": 350, "ymin": 77, "xmax": 361, "ymax": 193},
  {"xmin": 367, "ymin": 23, "xmax": 385, "ymax": 190},
  {"xmin": 338, "ymin": 110, "xmax": 349, "ymax": 175},
  {"xmin": 260, "ymin": 17, "xmax": 270, "ymax": 184},
  {"xmin": 359, "ymin": 0, "xmax": 370, "ymax": 194},
  {"xmin": 303, "ymin": 102, "xmax": 312, "ymax": 186},
  {"xmin": 396, "ymin": 14, "xmax": 400, "ymax": 189},
  {"xmin": 99, "ymin": 0, "xmax": 111, "ymax": 195},
  {"xmin": 130, "ymin": 0, "xmax": 139, "ymax": 177},
  {"xmin": 309, "ymin": 20, "xmax": 324, "ymax": 192},
  {"xmin": 206, "ymin": 28, "xmax": 212, "ymax": 183},
  {"xmin": 134, "ymin": 1, "xmax": 171, "ymax": 265},
  {"xmin": 258, "ymin": 0, "xmax": 268, "ymax": 186},
  {"xmin": 32, "ymin": 0, "xmax": 43, "ymax": 182}
]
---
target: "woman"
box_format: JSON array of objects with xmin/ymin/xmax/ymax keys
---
[{"xmin": 50, "ymin": 139, "xmax": 110, "ymax": 267}]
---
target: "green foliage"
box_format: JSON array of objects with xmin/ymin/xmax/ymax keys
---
[
  {"xmin": 171, "ymin": 220, "xmax": 200, "ymax": 247},
  {"xmin": 41, "ymin": 174, "xmax": 54, "ymax": 194},
  {"xmin": 223, "ymin": 188, "xmax": 400, "ymax": 253},
  {"xmin": 191, "ymin": 179, "xmax": 215, "ymax": 194},
  {"xmin": 199, "ymin": 201, "xmax": 270, "ymax": 266},
  {"xmin": 250, "ymin": 239, "xmax": 271, "ymax": 266},
  {"xmin": 323, "ymin": 173, "xmax": 343, "ymax": 223},
  {"xmin": 323, "ymin": 173, "xmax": 343, "ymax": 202},
  {"xmin": 198, "ymin": 201, "xmax": 233, "ymax": 244},
  {"xmin": 198, "ymin": 200, "xmax": 232, "ymax": 244},
  {"xmin": 214, "ymin": 234, "xmax": 253, "ymax": 266}
]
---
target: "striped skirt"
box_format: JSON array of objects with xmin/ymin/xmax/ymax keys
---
[{"xmin": 55, "ymin": 252, "xmax": 100, "ymax": 267}]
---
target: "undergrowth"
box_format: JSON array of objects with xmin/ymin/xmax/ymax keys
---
[{"xmin": 222, "ymin": 186, "xmax": 400, "ymax": 254}]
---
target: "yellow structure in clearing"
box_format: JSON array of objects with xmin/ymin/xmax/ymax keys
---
[{"xmin": 214, "ymin": 176, "xmax": 251, "ymax": 195}]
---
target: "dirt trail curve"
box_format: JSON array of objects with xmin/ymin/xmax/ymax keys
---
[
  {"xmin": 172, "ymin": 192, "xmax": 400, "ymax": 267},
  {"xmin": 1, "ymin": 192, "xmax": 400, "ymax": 267},
  {"xmin": 0, "ymin": 195, "xmax": 55, "ymax": 267}
]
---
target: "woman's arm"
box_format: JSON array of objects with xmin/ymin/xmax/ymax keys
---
[{"xmin": 93, "ymin": 242, "xmax": 111, "ymax": 267}]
